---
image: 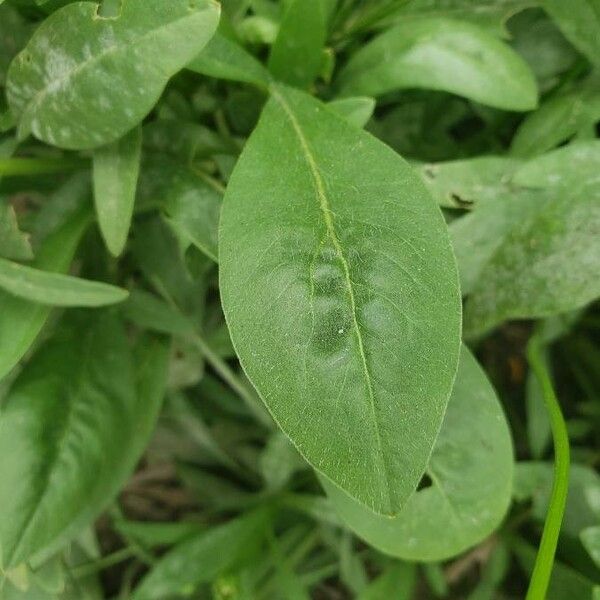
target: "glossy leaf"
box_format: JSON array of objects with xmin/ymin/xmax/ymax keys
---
[
  {"xmin": 464, "ymin": 143, "xmax": 600, "ymax": 334},
  {"xmin": 0, "ymin": 256, "xmax": 128, "ymax": 306},
  {"xmin": 0, "ymin": 208, "xmax": 91, "ymax": 381},
  {"xmin": 542, "ymin": 0, "xmax": 600, "ymax": 66},
  {"xmin": 132, "ymin": 509, "xmax": 270, "ymax": 600},
  {"xmin": 188, "ymin": 31, "xmax": 271, "ymax": 88},
  {"xmin": 93, "ymin": 125, "xmax": 142, "ymax": 256},
  {"xmin": 7, "ymin": 0, "xmax": 220, "ymax": 150},
  {"xmin": 0, "ymin": 314, "xmax": 169, "ymax": 567},
  {"xmin": 337, "ymin": 17, "xmax": 538, "ymax": 111},
  {"xmin": 0, "ymin": 200, "xmax": 33, "ymax": 260},
  {"xmin": 220, "ymin": 85, "xmax": 461, "ymax": 515},
  {"xmin": 268, "ymin": 0, "xmax": 326, "ymax": 88},
  {"xmin": 322, "ymin": 346, "xmax": 514, "ymax": 561}
]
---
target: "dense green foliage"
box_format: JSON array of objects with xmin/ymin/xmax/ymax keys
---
[{"xmin": 0, "ymin": 0, "xmax": 598, "ymax": 598}]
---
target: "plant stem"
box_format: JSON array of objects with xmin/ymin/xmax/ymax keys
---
[
  {"xmin": 190, "ymin": 333, "xmax": 273, "ymax": 428},
  {"xmin": 0, "ymin": 157, "xmax": 87, "ymax": 176},
  {"xmin": 71, "ymin": 547, "xmax": 137, "ymax": 578},
  {"xmin": 525, "ymin": 333, "xmax": 570, "ymax": 600}
]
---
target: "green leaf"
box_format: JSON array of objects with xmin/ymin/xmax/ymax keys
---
[
  {"xmin": 162, "ymin": 167, "xmax": 222, "ymax": 263},
  {"xmin": 0, "ymin": 313, "xmax": 169, "ymax": 567},
  {"xmin": 114, "ymin": 520, "xmax": 206, "ymax": 549},
  {"xmin": 0, "ymin": 4, "xmax": 30, "ymax": 86},
  {"xmin": 380, "ymin": 0, "xmax": 537, "ymax": 37},
  {"xmin": 418, "ymin": 156, "xmax": 522, "ymax": 209},
  {"xmin": 327, "ymin": 96, "xmax": 376, "ymax": 128},
  {"xmin": 542, "ymin": 0, "xmax": 600, "ymax": 66},
  {"xmin": 187, "ymin": 30, "xmax": 271, "ymax": 88},
  {"xmin": 337, "ymin": 17, "xmax": 538, "ymax": 111},
  {"xmin": 514, "ymin": 462, "xmax": 600, "ymax": 539},
  {"xmin": 268, "ymin": 0, "xmax": 326, "ymax": 88},
  {"xmin": 464, "ymin": 142, "xmax": 600, "ymax": 335},
  {"xmin": 0, "ymin": 200, "xmax": 33, "ymax": 260},
  {"xmin": 92, "ymin": 125, "xmax": 142, "ymax": 256},
  {"xmin": 219, "ymin": 85, "xmax": 461, "ymax": 516},
  {"xmin": 0, "ymin": 257, "xmax": 128, "ymax": 307},
  {"xmin": 358, "ymin": 563, "xmax": 416, "ymax": 600},
  {"xmin": 322, "ymin": 346, "xmax": 513, "ymax": 561},
  {"xmin": 7, "ymin": 0, "xmax": 220, "ymax": 150},
  {"xmin": 0, "ymin": 207, "xmax": 91, "ymax": 381},
  {"xmin": 581, "ymin": 526, "xmax": 600, "ymax": 568},
  {"xmin": 512, "ymin": 76, "xmax": 600, "ymax": 157},
  {"xmin": 132, "ymin": 509, "xmax": 270, "ymax": 600}
]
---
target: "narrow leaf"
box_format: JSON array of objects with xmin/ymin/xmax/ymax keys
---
[
  {"xmin": 0, "ymin": 257, "xmax": 128, "ymax": 307},
  {"xmin": 219, "ymin": 85, "xmax": 461, "ymax": 516},
  {"xmin": 93, "ymin": 125, "xmax": 142, "ymax": 256},
  {"xmin": 268, "ymin": 0, "xmax": 326, "ymax": 87}
]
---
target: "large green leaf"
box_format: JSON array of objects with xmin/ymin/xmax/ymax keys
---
[
  {"xmin": 337, "ymin": 17, "xmax": 538, "ymax": 111},
  {"xmin": 268, "ymin": 0, "xmax": 326, "ymax": 88},
  {"xmin": 464, "ymin": 142, "xmax": 600, "ymax": 335},
  {"xmin": 219, "ymin": 85, "xmax": 461, "ymax": 516},
  {"xmin": 132, "ymin": 509, "xmax": 270, "ymax": 600},
  {"xmin": 0, "ymin": 207, "xmax": 90, "ymax": 381},
  {"xmin": 92, "ymin": 125, "xmax": 142, "ymax": 256},
  {"xmin": 7, "ymin": 0, "xmax": 220, "ymax": 150},
  {"xmin": 0, "ymin": 257, "xmax": 128, "ymax": 306},
  {"xmin": 542, "ymin": 0, "xmax": 600, "ymax": 66},
  {"xmin": 0, "ymin": 4, "xmax": 30, "ymax": 86},
  {"xmin": 0, "ymin": 199, "xmax": 33, "ymax": 260},
  {"xmin": 0, "ymin": 314, "xmax": 169, "ymax": 568},
  {"xmin": 322, "ymin": 346, "xmax": 513, "ymax": 561}
]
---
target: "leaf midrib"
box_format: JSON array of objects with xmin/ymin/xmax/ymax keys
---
[
  {"xmin": 18, "ymin": 4, "xmax": 216, "ymax": 124},
  {"xmin": 272, "ymin": 89, "xmax": 393, "ymax": 511}
]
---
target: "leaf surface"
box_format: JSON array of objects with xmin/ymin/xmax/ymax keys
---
[
  {"xmin": 0, "ymin": 208, "xmax": 90, "ymax": 381},
  {"xmin": 542, "ymin": 0, "xmax": 600, "ymax": 65},
  {"xmin": 0, "ymin": 314, "xmax": 169, "ymax": 567},
  {"xmin": 464, "ymin": 142, "xmax": 600, "ymax": 334},
  {"xmin": 0, "ymin": 200, "xmax": 33, "ymax": 260},
  {"xmin": 219, "ymin": 85, "xmax": 461, "ymax": 515},
  {"xmin": 132, "ymin": 509, "xmax": 270, "ymax": 600},
  {"xmin": 322, "ymin": 346, "xmax": 513, "ymax": 561},
  {"xmin": 7, "ymin": 0, "xmax": 220, "ymax": 149},
  {"xmin": 93, "ymin": 125, "xmax": 142, "ymax": 256},
  {"xmin": 268, "ymin": 0, "xmax": 326, "ymax": 87},
  {"xmin": 0, "ymin": 257, "xmax": 128, "ymax": 306},
  {"xmin": 337, "ymin": 17, "xmax": 538, "ymax": 111}
]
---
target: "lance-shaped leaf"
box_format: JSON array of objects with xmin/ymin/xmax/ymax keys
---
[
  {"xmin": 0, "ymin": 208, "xmax": 91, "ymax": 381},
  {"xmin": 7, "ymin": 0, "xmax": 220, "ymax": 150},
  {"xmin": 132, "ymin": 509, "xmax": 270, "ymax": 600},
  {"xmin": 322, "ymin": 346, "xmax": 514, "ymax": 561},
  {"xmin": 337, "ymin": 17, "xmax": 538, "ymax": 111},
  {"xmin": 219, "ymin": 85, "xmax": 461, "ymax": 516},
  {"xmin": 0, "ymin": 314, "xmax": 169, "ymax": 568},
  {"xmin": 187, "ymin": 31, "xmax": 271, "ymax": 88},
  {"xmin": 93, "ymin": 125, "xmax": 142, "ymax": 256},
  {"xmin": 268, "ymin": 0, "xmax": 326, "ymax": 88},
  {"xmin": 0, "ymin": 256, "xmax": 128, "ymax": 307}
]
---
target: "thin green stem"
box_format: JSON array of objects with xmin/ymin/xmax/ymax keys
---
[
  {"xmin": 525, "ymin": 334, "xmax": 570, "ymax": 600},
  {"xmin": 190, "ymin": 333, "xmax": 272, "ymax": 428},
  {"xmin": 0, "ymin": 157, "xmax": 87, "ymax": 177},
  {"xmin": 71, "ymin": 547, "xmax": 136, "ymax": 578}
]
